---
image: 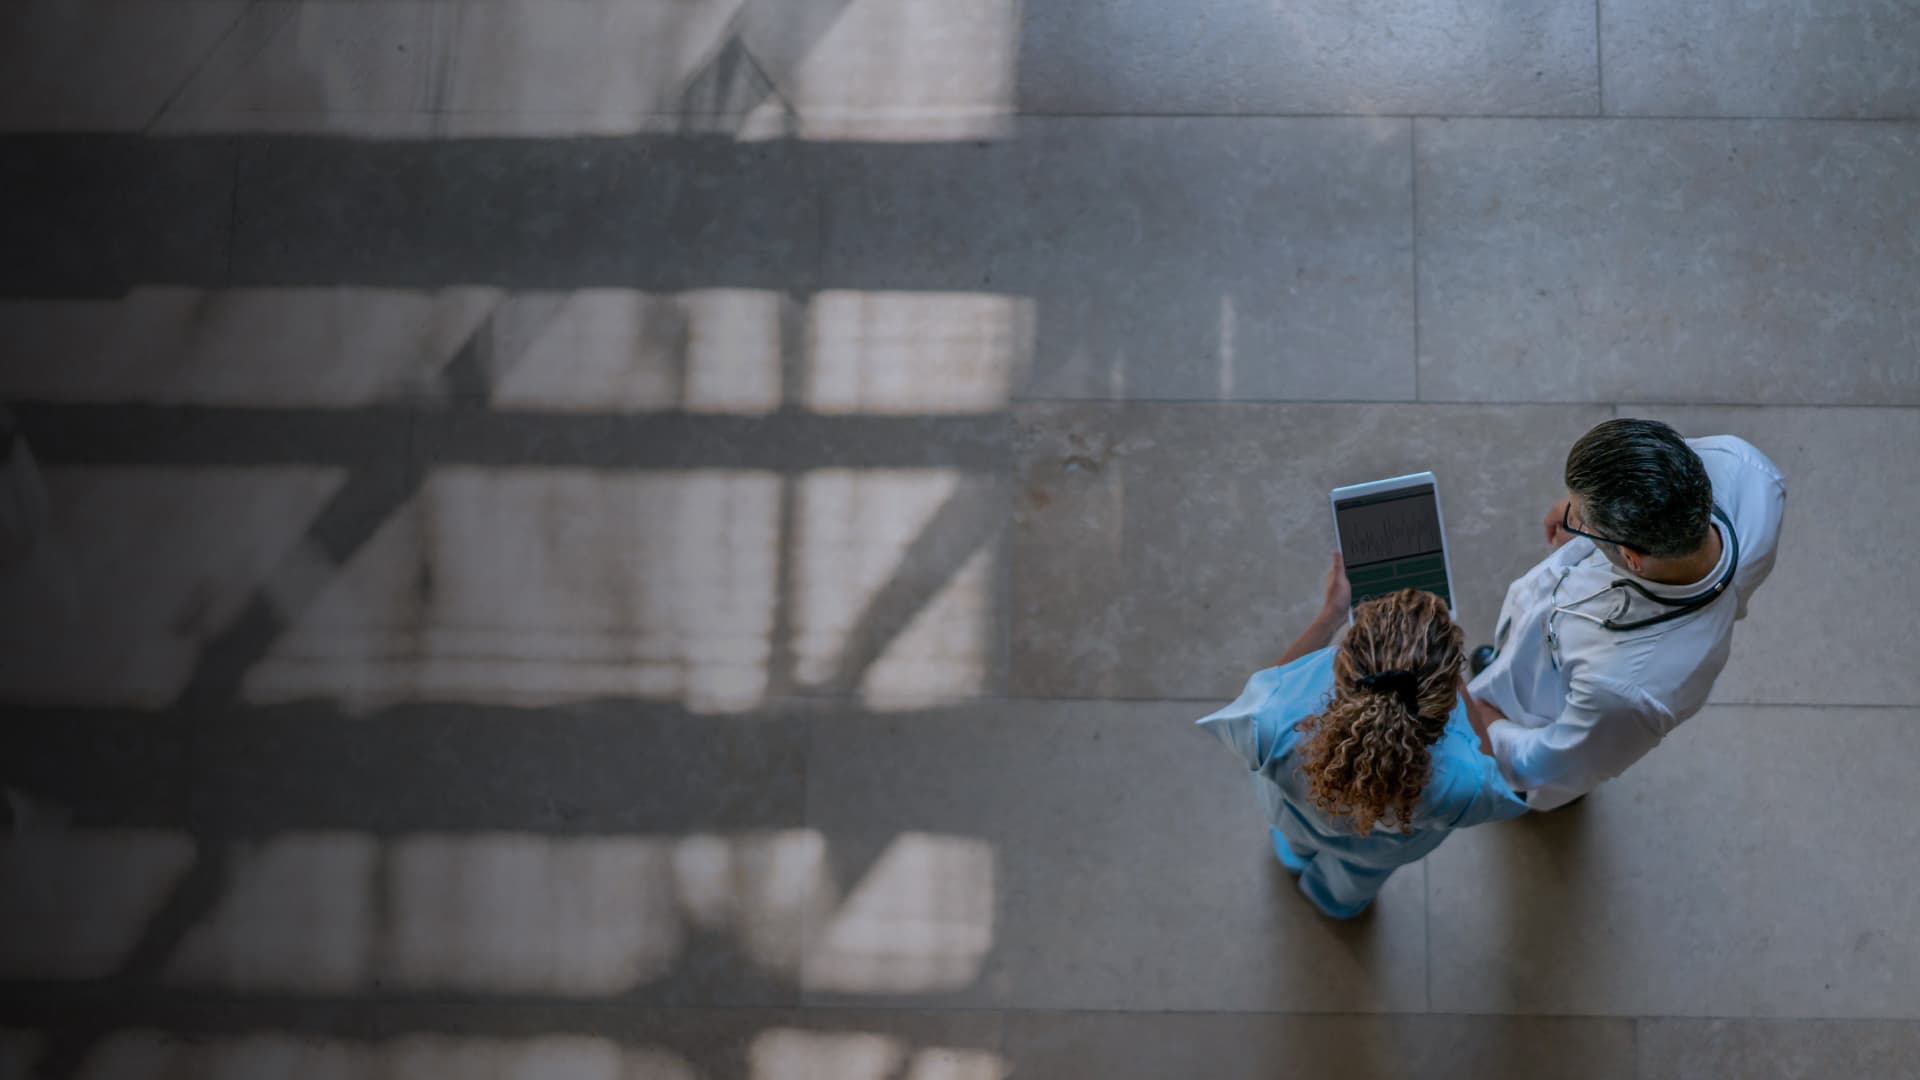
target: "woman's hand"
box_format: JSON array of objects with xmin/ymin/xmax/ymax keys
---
[
  {"xmin": 1320, "ymin": 550, "xmax": 1352, "ymax": 619},
  {"xmin": 1273, "ymin": 552, "xmax": 1353, "ymax": 667}
]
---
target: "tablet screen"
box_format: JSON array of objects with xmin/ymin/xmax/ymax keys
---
[{"xmin": 1335, "ymin": 484, "xmax": 1452, "ymax": 608}]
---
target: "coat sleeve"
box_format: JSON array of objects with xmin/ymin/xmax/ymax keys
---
[{"xmin": 1487, "ymin": 671, "xmax": 1672, "ymax": 806}]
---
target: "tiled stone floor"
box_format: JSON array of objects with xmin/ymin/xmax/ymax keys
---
[{"xmin": 2, "ymin": 2, "xmax": 1918, "ymax": 1078}]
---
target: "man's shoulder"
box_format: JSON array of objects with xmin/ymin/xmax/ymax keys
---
[
  {"xmin": 1691, "ymin": 434, "xmax": 1787, "ymax": 554},
  {"xmin": 1690, "ymin": 435, "xmax": 1786, "ymax": 491}
]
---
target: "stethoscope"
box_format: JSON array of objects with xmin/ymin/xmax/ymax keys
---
[{"xmin": 1543, "ymin": 505, "xmax": 1740, "ymax": 668}]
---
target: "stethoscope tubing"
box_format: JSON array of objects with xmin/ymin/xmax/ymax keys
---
[{"xmin": 1544, "ymin": 505, "xmax": 1741, "ymax": 664}]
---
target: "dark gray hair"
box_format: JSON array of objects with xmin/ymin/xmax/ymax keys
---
[{"xmin": 1564, "ymin": 419, "xmax": 1713, "ymax": 558}]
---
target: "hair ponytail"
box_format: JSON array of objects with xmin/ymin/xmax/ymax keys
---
[{"xmin": 1292, "ymin": 588, "xmax": 1464, "ymax": 835}]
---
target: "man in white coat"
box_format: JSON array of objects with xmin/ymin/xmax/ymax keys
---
[{"xmin": 1465, "ymin": 418, "xmax": 1787, "ymax": 810}]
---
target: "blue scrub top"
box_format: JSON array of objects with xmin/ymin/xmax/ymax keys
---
[{"xmin": 1198, "ymin": 647, "xmax": 1526, "ymax": 867}]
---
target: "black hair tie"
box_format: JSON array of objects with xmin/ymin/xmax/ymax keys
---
[{"xmin": 1356, "ymin": 669, "xmax": 1423, "ymax": 716}]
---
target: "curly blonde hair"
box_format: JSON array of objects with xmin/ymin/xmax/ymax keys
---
[{"xmin": 1293, "ymin": 588, "xmax": 1465, "ymax": 836}]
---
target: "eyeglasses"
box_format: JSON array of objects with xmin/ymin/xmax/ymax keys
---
[{"xmin": 1561, "ymin": 505, "xmax": 1641, "ymax": 553}]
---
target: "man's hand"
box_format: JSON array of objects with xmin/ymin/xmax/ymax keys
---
[
  {"xmin": 1462, "ymin": 684, "xmax": 1505, "ymax": 757},
  {"xmin": 1544, "ymin": 496, "xmax": 1574, "ymax": 548},
  {"xmin": 1321, "ymin": 550, "xmax": 1352, "ymax": 619}
]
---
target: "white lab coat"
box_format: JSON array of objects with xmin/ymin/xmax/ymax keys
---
[{"xmin": 1466, "ymin": 436, "xmax": 1787, "ymax": 810}]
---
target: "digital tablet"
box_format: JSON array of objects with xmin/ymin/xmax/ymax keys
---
[{"xmin": 1329, "ymin": 472, "xmax": 1456, "ymax": 617}]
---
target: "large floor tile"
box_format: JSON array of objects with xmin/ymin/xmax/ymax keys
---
[
  {"xmin": 1602, "ymin": 0, "xmax": 1920, "ymax": 119},
  {"xmin": 154, "ymin": 0, "xmax": 1013, "ymax": 142},
  {"xmin": 1017, "ymin": 0, "xmax": 1598, "ymax": 116},
  {"xmin": 378, "ymin": 417, "xmax": 1011, "ymax": 712},
  {"xmin": 1638, "ymin": 1019, "xmax": 1920, "ymax": 1080},
  {"xmin": 0, "ymin": 288, "xmax": 495, "ymax": 407},
  {"xmin": 821, "ymin": 118, "xmax": 1415, "ymax": 402},
  {"xmin": 1416, "ymin": 119, "xmax": 1920, "ymax": 405},
  {"xmin": 0, "ymin": 1, "xmax": 247, "ymax": 131},
  {"xmin": 158, "ymin": 1, "xmax": 754, "ymax": 138},
  {"xmin": 1003, "ymin": 1012, "xmax": 1634, "ymax": 1080},
  {"xmin": 805, "ymin": 700, "xmax": 1427, "ymax": 1011},
  {"xmin": 0, "ymin": 285, "xmax": 1028, "ymax": 416},
  {"xmin": 1009, "ymin": 402, "xmax": 1608, "ymax": 699},
  {"xmin": 190, "ymin": 702, "xmax": 809, "ymax": 837},
  {"xmin": 1624, "ymin": 405, "xmax": 1920, "ymax": 706},
  {"xmin": 231, "ymin": 136, "xmax": 822, "ymax": 291},
  {"xmin": 1428, "ymin": 705, "xmax": 1920, "ymax": 1017}
]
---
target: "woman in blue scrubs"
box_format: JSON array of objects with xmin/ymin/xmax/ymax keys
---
[{"xmin": 1198, "ymin": 554, "xmax": 1525, "ymax": 919}]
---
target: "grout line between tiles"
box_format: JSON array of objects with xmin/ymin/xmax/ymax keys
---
[
  {"xmin": 1410, "ymin": 119, "xmax": 1422, "ymax": 402},
  {"xmin": 28, "ymin": 993, "xmax": 1914, "ymax": 1024},
  {"xmin": 996, "ymin": 1007, "xmax": 1013, "ymax": 1070},
  {"xmin": 1007, "ymin": 110, "xmax": 1916, "ymax": 123},
  {"xmin": 1594, "ymin": 0, "xmax": 1607, "ymax": 116},
  {"xmin": 776, "ymin": 693, "xmax": 1920, "ymax": 712},
  {"xmin": 1422, "ymin": 860, "xmax": 1433, "ymax": 1012},
  {"xmin": 1010, "ymin": 398, "xmax": 1920, "ymax": 410},
  {"xmin": 60, "ymin": 109, "xmax": 1920, "ymax": 130}
]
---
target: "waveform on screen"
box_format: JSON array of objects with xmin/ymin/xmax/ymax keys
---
[{"xmin": 1338, "ymin": 503, "xmax": 1444, "ymax": 565}]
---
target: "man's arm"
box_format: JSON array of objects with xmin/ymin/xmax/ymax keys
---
[
  {"xmin": 1486, "ymin": 675, "xmax": 1671, "ymax": 802},
  {"xmin": 1275, "ymin": 552, "xmax": 1350, "ymax": 667}
]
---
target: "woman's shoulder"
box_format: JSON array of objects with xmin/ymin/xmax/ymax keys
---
[
  {"xmin": 1275, "ymin": 646, "xmax": 1338, "ymax": 686},
  {"xmin": 1195, "ymin": 649, "xmax": 1338, "ymax": 767}
]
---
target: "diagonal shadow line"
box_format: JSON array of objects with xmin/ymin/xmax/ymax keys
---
[
  {"xmin": 819, "ymin": 474, "xmax": 1009, "ymax": 695},
  {"xmin": 111, "ymin": 843, "xmax": 234, "ymax": 983},
  {"xmin": 438, "ymin": 292, "xmax": 569, "ymax": 407},
  {"xmin": 678, "ymin": 28, "xmax": 792, "ymax": 136},
  {"xmin": 141, "ymin": 0, "xmax": 296, "ymax": 135},
  {"xmin": 761, "ymin": 292, "xmax": 811, "ymax": 696},
  {"xmin": 172, "ymin": 293, "xmax": 570, "ymax": 708},
  {"xmin": 170, "ymin": 461, "xmax": 422, "ymax": 710}
]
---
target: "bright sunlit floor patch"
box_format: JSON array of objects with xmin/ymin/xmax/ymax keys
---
[
  {"xmin": 246, "ymin": 468, "xmax": 781, "ymax": 713},
  {"xmin": 247, "ymin": 463, "xmax": 998, "ymax": 714},
  {"xmin": 383, "ymin": 833, "xmax": 683, "ymax": 996},
  {"xmin": 806, "ymin": 292, "xmax": 1033, "ymax": 415}
]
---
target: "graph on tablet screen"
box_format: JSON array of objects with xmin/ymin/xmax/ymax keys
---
[{"xmin": 1335, "ymin": 486, "xmax": 1452, "ymax": 608}]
